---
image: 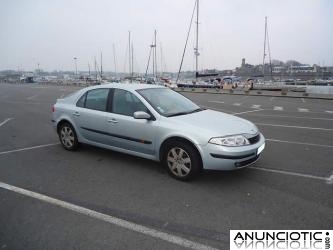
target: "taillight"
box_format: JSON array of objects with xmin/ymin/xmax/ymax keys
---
[{"xmin": 52, "ymin": 105, "xmax": 55, "ymax": 112}]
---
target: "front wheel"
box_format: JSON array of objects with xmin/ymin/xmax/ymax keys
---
[
  {"xmin": 162, "ymin": 141, "xmax": 202, "ymax": 181},
  {"xmin": 58, "ymin": 122, "xmax": 79, "ymax": 151}
]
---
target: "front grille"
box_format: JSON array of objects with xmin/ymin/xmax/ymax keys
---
[{"xmin": 248, "ymin": 134, "xmax": 260, "ymax": 144}]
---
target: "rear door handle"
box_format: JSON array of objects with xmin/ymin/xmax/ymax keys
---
[
  {"xmin": 73, "ymin": 111, "xmax": 80, "ymax": 117},
  {"xmin": 107, "ymin": 118, "xmax": 118, "ymax": 124}
]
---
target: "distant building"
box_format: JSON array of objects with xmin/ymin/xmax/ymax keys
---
[
  {"xmin": 235, "ymin": 58, "xmax": 262, "ymax": 77},
  {"xmin": 272, "ymin": 66, "xmax": 286, "ymax": 73},
  {"xmin": 241, "ymin": 58, "xmax": 245, "ymax": 67},
  {"xmin": 234, "ymin": 58, "xmax": 332, "ymax": 80},
  {"xmin": 287, "ymin": 65, "xmax": 316, "ymax": 73}
]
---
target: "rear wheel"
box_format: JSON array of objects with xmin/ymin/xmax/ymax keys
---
[
  {"xmin": 58, "ymin": 122, "xmax": 79, "ymax": 151},
  {"xmin": 162, "ymin": 141, "xmax": 202, "ymax": 181}
]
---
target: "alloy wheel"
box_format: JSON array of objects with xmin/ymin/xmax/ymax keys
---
[
  {"xmin": 60, "ymin": 126, "xmax": 75, "ymax": 148},
  {"xmin": 167, "ymin": 147, "xmax": 192, "ymax": 177}
]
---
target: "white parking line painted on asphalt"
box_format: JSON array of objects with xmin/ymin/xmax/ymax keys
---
[
  {"xmin": 249, "ymin": 167, "xmax": 330, "ymax": 183},
  {"xmin": 0, "ymin": 100, "xmax": 43, "ymax": 105},
  {"xmin": 327, "ymin": 175, "xmax": 333, "ymax": 184},
  {"xmin": 234, "ymin": 109, "xmax": 264, "ymax": 115},
  {"xmin": 251, "ymin": 105, "xmax": 261, "ymax": 109},
  {"xmin": 0, "ymin": 181, "xmax": 218, "ymax": 250},
  {"xmin": 208, "ymin": 101, "xmax": 224, "ymax": 104},
  {"xmin": 233, "ymin": 103, "xmax": 242, "ymax": 106},
  {"xmin": 0, "ymin": 118, "xmax": 13, "ymax": 127},
  {"xmin": 298, "ymin": 108, "xmax": 309, "ymax": 112},
  {"xmin": 266, "ymin": 138, "xmax": 333, "ymax": 148},
  {"xmin": 301, "ymin": 98, "xmax": 306, "ymax": 103},
  {"xmin": 273, "ymin": 106, "xmax": 283, "ymax": 111},
  {"xmin": 200, "ymin": 105, "xmax": 234, "ymax": 114},
  {"xmin": 0, "ymin": 143, "xmax": 59, "ymax": 156},
  {"xmin": 326, "ymin": 111, "xmax": 333, "ymax": 114},
  {"xmin": 27, "ymin": 94, "xmax": 39, "ymax": 100},
  {"xmin": 255, "ymin": 123, "xmax": 333, "ymax": 131},
  {"xmin": 239, "ymin": 113, "xmax": 333, "ymax": 121}
]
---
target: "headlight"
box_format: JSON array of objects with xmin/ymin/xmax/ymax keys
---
[{"xmin": 209, "ymin": 135, "xmax": 250, "ymax": 147}]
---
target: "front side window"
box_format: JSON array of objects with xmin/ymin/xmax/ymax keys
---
[
  {"xmin": 112, "ymin": 89, "xmax": 148, "ymax": 116},
  {"xmin": 84, "ymin": 89, "xmax": 109, "ymax": 111}
]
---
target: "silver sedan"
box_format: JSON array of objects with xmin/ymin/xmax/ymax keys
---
[{"xmin": 52, "ymin": 83, "xmax": 265, "ymax": 180}]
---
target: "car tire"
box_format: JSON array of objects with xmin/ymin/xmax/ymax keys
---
[
  {"xmin": 58, "ymin": 122, "xmax": 79, "ymax": 151},
  {"xmin": 162, "ymin": 141, "xmax": 202, "ymax": 181}
]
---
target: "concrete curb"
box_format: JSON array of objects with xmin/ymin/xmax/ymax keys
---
[{"xmin": 175, "ymin": 88, "xmax": 333, "ymax": 100}]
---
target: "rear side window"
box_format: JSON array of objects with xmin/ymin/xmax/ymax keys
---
[
  {"xmin": 76, "ymin": 93, "xmax": 86, "ymax": 107},
  {"xmin": 85, "ymin": 89, "xmax": 109, "ymax": 111}
]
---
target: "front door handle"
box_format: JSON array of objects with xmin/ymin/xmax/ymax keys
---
[
  {"xmin": 107, "ymin": 118, "xmax": 118, "ymax": 124},
  {"xmin": 73, "ymin": 111, "xmax": 80, "ymax": 117}
]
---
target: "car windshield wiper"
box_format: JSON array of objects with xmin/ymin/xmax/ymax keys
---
[
  {"xmin": 188, "ymin": 108, "xmax": 204, "ymax": 114},
  {"xmin": 167, "ymin": 111, "xmax": 190, "ymax": 117},
  {"xmin": 167, "ymin": 108, "xmax": 204, "ymax": 117}
]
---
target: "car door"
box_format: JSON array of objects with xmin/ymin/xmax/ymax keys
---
[
  {"xmin": 105, "ymin": 88, "xmax": 156, "ymax": 156},
  {"xmin": 72, "ymin": 88, "xmax": 110, "ymax": 145}
]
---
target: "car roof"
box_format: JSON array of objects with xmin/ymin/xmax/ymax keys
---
[{"xmin": 84, "ymin": 82, "xmax": 166, "ymax": 92}]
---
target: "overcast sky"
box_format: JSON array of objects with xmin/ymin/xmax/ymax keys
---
[{"xmin": 1, "ymin": 0, "xmax": 332, "ymax": 73}]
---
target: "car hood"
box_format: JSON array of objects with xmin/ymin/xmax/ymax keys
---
[{"xmin": 169, "ymin": 109, "xmax": 258, "ymax": 137}]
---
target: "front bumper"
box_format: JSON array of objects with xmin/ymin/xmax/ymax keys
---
[{"xmin": 200, "ymin": 133, "xmax": 265, "ymax": 170}]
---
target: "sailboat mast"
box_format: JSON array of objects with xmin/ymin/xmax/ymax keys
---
[
  {"xmin": 266, "ymin": 19, "xmax": 273, "ymax": 81},
  {"xmin": 160, "ymin": 43, "xmax": 163, "ymax": 76},
  {"xmin": 154, "ymin": 30, "xmax": 157, "ymax": 78},
  {"xmin": 94, "ymin": 56, "xmax": 97, "ymax": 82},
  {"xmin": 152, "ymin": 47, "xmax": 155, "ymax": 77},
  {"xmin": 128, "ymin": 31, "xmax": 132, "ymax": 82},
  {"xmin": 195, "ymin": 0, "xmax": 199, "ymax": 76},
  {"xmin": 113, "ymin": 43, "xmax": 117, "ymax": 78},
  {"xmin": 131, "ymin": 44, "xmax": 134, "ymax": 79},
  {"xmin": 176, "ymin": 0, "xmax": 197, "ymax": 83},
  {"xmin": 100, "ymin": 51, "xmax": 103, "ymax": 80},
  {"xmin": 145, "ymin": 45, "xmax": 152, "ymax": 78},
  {"xmin": 262, "ymin": 16, "xmax": 267, "ymax": 80}
]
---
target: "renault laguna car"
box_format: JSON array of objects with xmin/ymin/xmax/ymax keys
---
[{"xmin": 52, "ymin": 83, "xmax": 265, "ymax": 180}]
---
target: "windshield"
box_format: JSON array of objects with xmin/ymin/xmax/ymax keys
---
[{"xmin": 137, "ymin": 88, "xmax": 202, "ymax": 117}]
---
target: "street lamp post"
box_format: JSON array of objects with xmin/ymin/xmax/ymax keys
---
[
  {"xmin": 37, "ymin": 63, "xmax": 40, "ymax": 77},
  {"xmin": 73, "ymin": 57, "xmax": 78, "ymax": 78}
]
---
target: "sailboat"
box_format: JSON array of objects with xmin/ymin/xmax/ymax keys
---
[
  {"xmin": 253, "ymin": 16, "xmax": 286, "ymax": 91},
  {"xmin": 176, "ymin": 0, "xmax": 218, "ymax": 88},
  {"xmin": 143, "ymin": 30, "xmax": 173, "ymax": 86},
  {"xmin": 144, "ymin": 30, "xmax": 158, "ymax": 84}
]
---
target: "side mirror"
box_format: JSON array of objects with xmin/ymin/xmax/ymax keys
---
[{"xmin": 133, "ymin": 111, "xmax": 151, "ymax": 120}]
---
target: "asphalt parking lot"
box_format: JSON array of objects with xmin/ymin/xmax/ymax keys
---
[{"xmin": 0, "ymin": 83, "xmax": 332, "ymax": 250}]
